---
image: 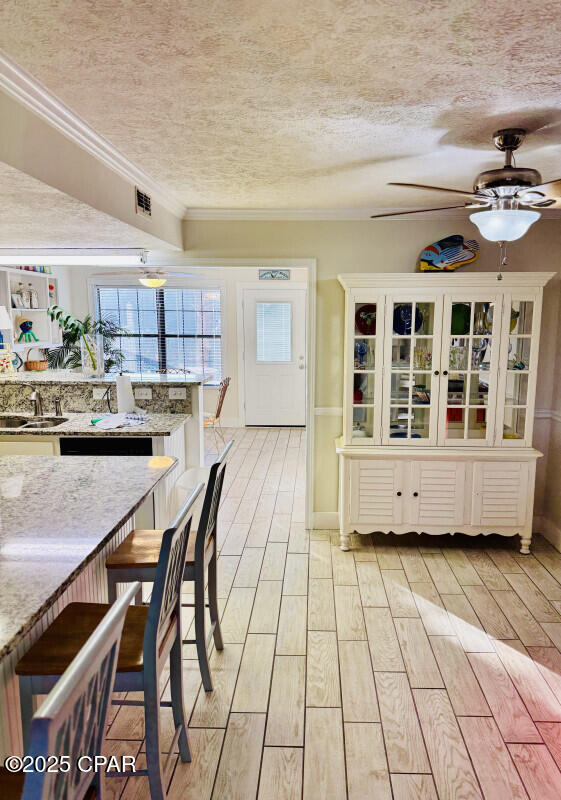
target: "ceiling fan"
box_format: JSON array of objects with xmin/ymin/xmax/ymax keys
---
[
  {"xmin": 98, "ymin": 267, "xmax": 196, "ymax": 287},
  {"xmin": 371, "ymin": 128, "xmax": 561, "ymax": 241}
]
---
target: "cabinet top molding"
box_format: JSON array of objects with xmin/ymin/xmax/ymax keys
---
[{"xmin": 337, "ymin": 272, "xmax": 555, "ymax": 290}]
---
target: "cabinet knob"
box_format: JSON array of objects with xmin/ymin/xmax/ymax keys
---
[
  {"xmin": 413, "ymin": 491, "xmax": 419, "ymax": 497},
  {"xmin": 442, "ymin": 370, "xmax": 449, "ymax": 376},
  {"xmin": 433, "ymin": 370, "xmax": 440, "ymax": 376},
  {"xmin": 396, "ymin": 491, "xmax": 402, "ymax": 497}
]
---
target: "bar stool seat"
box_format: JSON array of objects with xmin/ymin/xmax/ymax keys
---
[
  {"xmin": 16, "ymin": 603, "xmax": 148, "ymax": 677},
  {"xmin": 106, "ymin": 528, "xmax": 213, "ymax": 572}
]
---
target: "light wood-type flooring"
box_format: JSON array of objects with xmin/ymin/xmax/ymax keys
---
[{"xmin": 106, "ymin": 427, "xmax": 561, "ymax": 799}]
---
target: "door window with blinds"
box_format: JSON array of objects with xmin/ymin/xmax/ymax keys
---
[
  {"xmin": 256, "ymin": 301, "xmax": 292, "ymax": 362},
  {"xmin": 95, "ymin": 286, "xmax": 222, "ymax": 382}
]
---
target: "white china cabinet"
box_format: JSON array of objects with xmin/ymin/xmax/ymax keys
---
[{"xmin": 336, "ymin": 272, "xmax": 554, "ymax": 553}]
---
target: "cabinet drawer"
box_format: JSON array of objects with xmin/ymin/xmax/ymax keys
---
[
  {"xmin": 350, "ymin": 459, "xmax": 405, "ymax": 525},
  {"xmin": 409, "ymin": 461, "xmax": 467, "ymax": 526},
  {"xmin": 471, "ymin": 461, "xmax": 528, "ymax": 527}
]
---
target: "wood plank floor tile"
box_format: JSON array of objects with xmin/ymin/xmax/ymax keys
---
[
  {"xmin": 303, "ymin": 708, "xmax": 346, "ymax": 800},
  {"xmin": 504, "ymin": 573, "xmax": 561, "ymax": 623},
  {"xmin": 364, "ymin": 607, "xmax": 405, "ymax": 671},
  {"xmin": 221, "ymin": 523, "xmax": 250, "ymax": 556},
  {"xmin": 533, "ymin": 551, "xmax": 561, "ymax": 585},
  {"xmin": 375, "ymin": 672, "xmax": 430, "ymax": 773},
  {"xmin": 375, "ymin": 544, "xmax": 402, "ymax": 569},
  {"xmin": 257, "ymin": 747, "xmax": 303, "ymax": 800},
  {"xmin": 331, "ymin": 540, "xmax": 358, "ymax": 585},
  {"xmin": 190, "ymin": 644, "xmax": 244, "ymax": 728},
  {"xmin": 413, "ymin": 689, "xmax": 482, "ymax": 799},
  {"xmin": 541, "ymin": 623, "xmax": 561, "ymax": 649},
  {"xmin": 391, "ymin": 774, "xmax": 438, "ymax": 800},
  {"xmin": 528, "ymin": 647, "xmax": 561, "ymax": 705},
  {"xmin": 308, "ymin": 540, "xmax": 332, "ymax": 579},
  {"xmin": 288, "ymin": 522, "xmax": 309, "ymax": 554},
  {"xmin": 307, "ymin": 578, "xmax": 336, "ymax": 631},
  {"xmin": 276, "ymin": 595, "xmax": 307, "ymax": 655},
  {"xmin": 398, "ymin": 547, "xmax": 432, "ymax": 583},
  {"xmin": 508, "ymin": 743, "xmax": 561, "ymax": 800},
  {"xmin": 334, "ymin": 584, "xmax": 366, "ymax": 639},
  {"xmin": 492, "ymin": 590, "xmax": 552, "ymax": 646},
  {"xmin": 245, "ymin": 518, "xmax": 271, "ymax": 548},
  {"xmin": 441, "ymin": 593, "xmax": 494, "ymax": 652},
  {"xmin": 493, "ymin": 639, "xmax": 561, "ymax": 722},
  {"xmin": 260, "ymin": 541, "xmax": 288, "ymax": 581},
  {"xmin": 282, "ymin": 553, "xmax": 308, "ymax": 595},
  {"xmin": 467, "ymin": 550, "xmax": 510, "ymax": 590},
  {"xmin": 212, "ymin": 713, "xmax": 266, "ymax": 800},
  {"xmin": 168, "ymin": 728, "xmax": 224, "ymax": 800},
  {"xmin": 462, "ymin": 584, "xmax": 517, "ymax": 639},
  {"xmin": 381, "ymin": 569, "xmax": 420, "ymax": 617},
  {"xmin": 339, "ymin": 640, "xmax": 379, "ymax": 722},
  {"xmin": 394, "ymin": 618, "xmax": 443, "ymax": 688},
  {"xmin": 443, "ymin": 549, "xmax": 484, "ymax": 585},
  {"xmin": 468, "ymin": 652, "xmax": 541, "ymax": 742},
  {"xmin": 535, "ymin": 722, "xmax": 561, "ymax": 771},
  {"xmin": 410, "ymin": 581, "xmax": 455, "ymax": 636},
  {"xmin": 458, "ymin": 716, "xmax": 527, "ymax": 800},
  {"xmin": 487, "ymin": 548, "xmax": 524, "ymax": 574},
  {"xmin": 217, "ymin": 555, "xmax": 240, "ymax": 599},
  {"xmin": 220, "ymin": 587, "xmax": 256, "ymax": 644},
  {"xmin": 233, "ymin": 548, "xmax": 265, "ymax": 588},
  {"xmin": 268, "ymin": 514, "xmax": 291, "ymax": 543},
  {"xmin": 306, "ymin": 631, "xmax": 341, "ymax": 707},
  {"xmin": 429, "ymin": 635, "xmax": 490, "ymax": 716},
  {"xmin": 232, "ymin": 634, "xmax": 276, "ymax": 713},
  {"xmin": 514, "ymin": 556, "xmax": 561, "ymax": 601},
  {"xmin": 248, "ymin": 581, "xmax": 282, "ymax": 634},
  {"xmin": 345, "ymin": 722, "xmax": 391, "ymax": 800},
  {"xmin": 422, "ymin": 554, "xmax": 463, "ymax": 594},
  {"xmin": 356, "ymin": 561, "xmax": 388, "ymax": 607},
  {"xmin": 265, "ymin": 656, "xmax": 305, "ymax": 746}
]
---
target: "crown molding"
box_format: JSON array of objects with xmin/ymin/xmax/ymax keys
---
[{"xmin": 0, "ymin": 50, "xmax": 187, "ymax": 220}]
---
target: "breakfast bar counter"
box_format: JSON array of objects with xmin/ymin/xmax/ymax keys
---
[{"xmin": 0, "ymin": 454, "xmax": 176, "ymax": 755}]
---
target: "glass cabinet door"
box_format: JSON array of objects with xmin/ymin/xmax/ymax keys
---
[
  {"xmin": 382, "ymin": 297, "xmax": 442, "ymax": 445},
  {"xmin": 497, "ymin": 297, "xmax": 538, "ymax": 445},
  {"xmin": 439, "ymin": 296, "xmax": 502, "ymax": 445},
  {"xmin": 347, "ymin": 298, "xmax": 383, "ymax": 443}
]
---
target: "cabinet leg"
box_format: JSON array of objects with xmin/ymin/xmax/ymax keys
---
[
  {"xmin": 520, "ymin": 535, "xmax": 532, "ymax": 555},
  {"xmin": 340, "ymin": 532, "xmax": 351, "ymax": 551}
]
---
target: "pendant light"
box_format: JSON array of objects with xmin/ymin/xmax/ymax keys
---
[{"xmin": 470, "ymin": 199, "xmax": 540, "ymax": 242}]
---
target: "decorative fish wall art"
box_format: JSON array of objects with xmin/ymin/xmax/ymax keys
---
[{"xmin": 418, "ymin": 235, "xmax": 479, "ymax": 272}]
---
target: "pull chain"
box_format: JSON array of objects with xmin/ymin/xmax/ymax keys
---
[{"xmin": 497, "ymin": 240, "xmax": 508, "ymax": 280}]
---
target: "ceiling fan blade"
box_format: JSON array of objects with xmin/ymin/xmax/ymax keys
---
[
  {"xmin": 389, "ymin": 182, "xmax": 478, "ymax": 199},
  {"xmin": 521, "ymin": 178, "xmax": 561, "ymax": 198},
  {"xmin": 370, "ymin": 204, "xmax": 487, "ymax": 219}
]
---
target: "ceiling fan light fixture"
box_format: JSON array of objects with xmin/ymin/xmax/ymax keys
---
[
  {"xmin": 138, "ymin": 275, "xmax": 167, "ymax": 288},
  {"xmin": 469, "ymin": 208, "xmax": 540, "ymax": 242}
]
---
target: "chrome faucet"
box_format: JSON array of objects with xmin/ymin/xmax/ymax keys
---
[
  {"xmin": 54, "ymin": 398, "xmax": 62, "ymax": 416},
  {"xmin": 30, "ymin": 390, "xmax": 43, "ymax": 417}
]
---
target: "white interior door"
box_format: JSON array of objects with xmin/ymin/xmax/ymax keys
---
[{"xmin": 243, "ymin": 287, "xmax": 307, "ymax": 426}]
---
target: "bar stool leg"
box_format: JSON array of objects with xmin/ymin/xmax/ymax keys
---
[
  {"xmin": 169, "ymin": 631, "xmax": 191, "ymax": 763},
  {"xmin": 194, "ymin": 570, "xmax": 212, "ymax": 691},
  {"xmin": 19, "ymin": 675, "xmax": 34, "ymax": 754},
  {"xmin": 144, "ymin": 675, "xmax": 166, "ymax": 800},
  {"xmin": 208, "ymin": 550, "xmax": 223, "ymax": 651}
]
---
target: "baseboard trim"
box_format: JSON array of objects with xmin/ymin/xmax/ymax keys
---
[
  {"xmin": 534, "ymin": 514, "xmax": 561, "ymax": 553},
  {"xmin": 312, "ymin": 511, "xmax": 339, "ymax": 530}
]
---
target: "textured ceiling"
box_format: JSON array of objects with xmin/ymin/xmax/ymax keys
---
[
  {"xmin": 2, "ymin": 1, "xmax": 561, "ymax": 209},
  {"xmin": 0, "ymin": 163, "xmax": 166, "ymax": 247}
]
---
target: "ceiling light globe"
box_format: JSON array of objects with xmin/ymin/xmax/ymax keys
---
[
  {"xmin": 469, "ymin": 209, "xmax": 540, "ymax": 242},
  {"xmin": 138, "ymin": 277, "xmax": 167, "ymax": 288}
]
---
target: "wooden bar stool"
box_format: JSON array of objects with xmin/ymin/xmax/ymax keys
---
[
  {"xmin": 16, "ymin": 484, "xmax": 203, "ymax": 800},
  {"xmin": 106, "ymin": 441, "xmax": 232, "ymax": 692},
  {"xmin": 0, "ymin": 581, "xmax": 138, "ymax": 800}
]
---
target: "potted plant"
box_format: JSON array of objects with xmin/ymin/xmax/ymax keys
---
[{"xmin": 46, "ymin": 306, "xmax": 124, "ymax": 376}]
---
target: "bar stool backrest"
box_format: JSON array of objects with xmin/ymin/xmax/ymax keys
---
[
  {"xmin": 195, "ymin": 440, "xmax": 232, "ymax": 562},
  {"xmin": 214, "ymin": 377, "xmax": 230, "ymax": 422},
  {"xmin": 21, "ymin": 582, "xmax": 141, "ymax": 800},
  {"xmin": 146, "ymin": 483, "xmax": 204, "ymax": 662}
]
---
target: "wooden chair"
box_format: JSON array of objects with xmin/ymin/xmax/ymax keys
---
[
  {"xmin": 106, "ymin": 441, "xmax": 232, "ymax": 692},
  {"xmin": 203, "ymin": 376, "xmax": 230, "ymax": 452},
  {"xmin": 0, "ymin": 581, "xmax": 139, "ymax": 800},
  {"xmin": 16, "ymin": 484, "xmax": 204, "ymax": 800}
]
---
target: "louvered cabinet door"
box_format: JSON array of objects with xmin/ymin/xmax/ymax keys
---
[
  {"xmin": 471, "ymin": 461, "xmax": 529, "ymax": 527},
  {"xmin": 349, "ymin": 460, "xmax": 406, "ymax": 525},
  {"xmin": 408, "ymin": 461, "xmax": 467, "ymax": 526}
]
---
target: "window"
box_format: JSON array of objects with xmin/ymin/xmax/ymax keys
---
[
  {"xmin": 96, "ymin": 286, "xmax": 222, "ymax": 382},
  {"xmin": 256, "ymin": 302, "xmax": 292, "ymax": 362}
]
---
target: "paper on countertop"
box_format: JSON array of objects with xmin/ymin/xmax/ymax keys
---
[{"xmin": 91, "ymin": 412, "xmax": 148, "ymax": 430}]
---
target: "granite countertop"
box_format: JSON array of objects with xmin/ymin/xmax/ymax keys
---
[
  {"xmin": 0, "ymin": 412, "xmax": 190, "ymax": 437},
  {"xmin": 0, "ymin": 370, "xmax": 210, "ymax": 385},
  {"xmin": 0, "ymin": 455, "xmax": 176, "ymax": 659}
]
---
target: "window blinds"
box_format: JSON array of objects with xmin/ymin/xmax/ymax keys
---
[
  {"xmin": 256, "ymin": 301, "xmax": 292, "ymax": 362},
  {"xmin": 96, "ymin": 286, "xmax": 222, "ymax": 381}
]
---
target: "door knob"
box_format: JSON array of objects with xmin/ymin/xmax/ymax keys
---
[
  {"xmin": 433, "ymin": 370, "xmax": 440, "ymax": 376},
  {"xmin": 413, "ymin": 491, "xmax": 419, "ymax": 497},
  {"xmin": 396, "ymin": 491, "xmax": 402, "ymax": 497},
  {"xmin": 442, "ymin": 370, "xmax": 448, "ymax": 376},
  {"xmin": 298, "ymin": 356, "xmax": 305, "ymax": 370}
]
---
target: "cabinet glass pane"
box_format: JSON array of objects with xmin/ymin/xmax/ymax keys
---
[
  {"xmin": 505, "ymin": 373, "xmax": 528, "ymax": 406},
  {"xmin": 353, "ymin": 406, "xmax": 374, "ymax": 439},
  {"xmin": 467, "ymin": 407, "xmax": 488, "ymax": 439},
  {"xmin": 449, "ymin": 338, "xmax": 469, "ymax": 370},
  {"xmin": 354, "ymin": 338, "xmax": 375, "ymax": 370},
  {"xmin": 445, "ymin": 407, "xmax": 465, "ymax": 439},
  {"xmin": 355, "ymin": 303, "xmax": 377, "ymax": 336},
  {"xmin": 447, "ymin": 373, "xmax": 467, "ymax": 405},
  {"xmin": 391, "ymin": 374, "xmax": 410, "ymax": 404},
  {"xmin": 353, "ymin": 373, "xmax": 374, "ymax": 404},
  {"xmin": 389, "ymin": 407, "xmax": 410, "ymax": 438},
  {"xmin": 469, "ymin": 373, "xmax": 489, "ymax": 405},
  {"xmin": 392, "ymin": 338, "xmax": 411, "ymax": 369},
  {"xmin": 417, "ymin": 302, "xmax": 434, "ymax": 335},
  {"xmin": 413, "ymin": 338, "xmax": 432, "ymax": 370},
  {"xmin": 471, "ymin": 337, "xmax": 491, "ymax": 370},
  {"xmin": 510, "ymin": 300, "xmax": 533, "ymax": 334},
  {"xmin": 450, "ymin": 301, "xmax": 494, "ymax": 335},
  {"xmin": 503, "ymin": 407, "xmax": 526, "ymax": 440},
  {"xmin": 411, "ymin": 407, "xmax": 430, "ymax": 438},
  {"xmin": 508, "ymin": 336, "xmax": 531, "ymax": 370},
  {"xmin": 412, "ymin": 374, "xmax": 432, "ymax": 405}
]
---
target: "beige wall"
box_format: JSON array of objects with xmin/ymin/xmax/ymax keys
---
[{"xmin": 181, "ymin": 218, "xmax": 561, "ymax": 518}]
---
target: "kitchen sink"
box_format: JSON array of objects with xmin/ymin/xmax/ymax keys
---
[{"xmin": 0, "ymin": 416, "xmax": 68, "ymax": 429}]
